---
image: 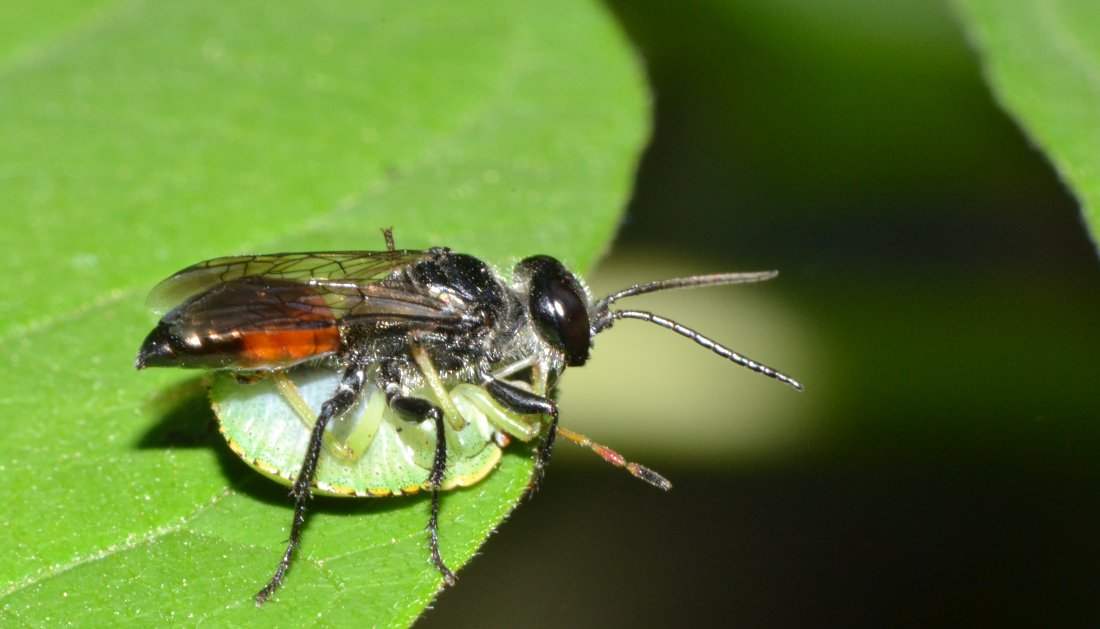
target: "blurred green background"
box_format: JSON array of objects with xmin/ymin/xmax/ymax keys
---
[{"xmin": 423, "ymin": 1, "xmax": 1100, "ymax": 626}]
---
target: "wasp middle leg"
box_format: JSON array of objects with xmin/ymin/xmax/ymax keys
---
[
  {"xmin": 255, "ymin": 360, "xmax": 369, "ymax": 606},
  {"xmin": 381, "ymin": 358, "xmax": 456, "ymax": 585}
]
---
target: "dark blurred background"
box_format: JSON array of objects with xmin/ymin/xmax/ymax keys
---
[{"xmin": 423, "ymin": 2, "xmax": 1100, "ymax": 626}]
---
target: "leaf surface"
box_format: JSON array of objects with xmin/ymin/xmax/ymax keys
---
[{"xmin": 0, "ymin": 1, "xmax": 647, "ymax": 625}]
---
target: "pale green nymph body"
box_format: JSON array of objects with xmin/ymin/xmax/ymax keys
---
[{"xmin": 211, "ymin": 366, "xmax": 545, "ymax": 497}]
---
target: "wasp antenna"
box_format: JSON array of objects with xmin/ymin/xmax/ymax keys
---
[
  {"xmin": 607, "ymin": 309, "xmax": 803, "ymax": 391},
  {"xmin": 556, "ymin": 426, "xmax": 671, "ymax": 490},
  {"xmin": 596, "ymin": 270, "xmax": 778, "ymax": 312}
]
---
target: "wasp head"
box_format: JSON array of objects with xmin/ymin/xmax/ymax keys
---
[{"xmin": 516, "ymin": 255, "xmax": 593, "ymax": 367}]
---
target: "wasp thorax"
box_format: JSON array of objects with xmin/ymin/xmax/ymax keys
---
[{"xmin": 516, "ymin": 255, "xmax": 591, "ymax": 367}]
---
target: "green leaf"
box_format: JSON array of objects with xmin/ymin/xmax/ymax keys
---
[
  {"xmin": 953, "ymin": 0, "xmax": 1100, "ymax": 250},
  {"xmin": 0, "ymin": 1, "xmax": 647, "ymax": 626}
]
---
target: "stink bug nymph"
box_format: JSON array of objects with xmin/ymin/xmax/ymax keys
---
[{"xmin": 135, "ymin": 229, "xmax": 802, "ymax": 605}]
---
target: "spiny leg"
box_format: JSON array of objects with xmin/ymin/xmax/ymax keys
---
[
  {"xmin": 254, "ymin": 361, "xmax": 368, "ymax": 606},
  {"xmin": 483, "ymin": 378, "xmax": 558, "ymax": 493},
  {"xmin": 556, "ymin": 426, "xmax": 671, "ymax": 491},
  {"xmin": 381, "ymin": 359, "xmax": 456, "ymax": 585}
]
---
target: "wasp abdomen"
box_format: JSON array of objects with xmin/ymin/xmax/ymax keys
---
[{"xmin": 135, "ymin": 278, "xmax": 341, "ymax": 370}]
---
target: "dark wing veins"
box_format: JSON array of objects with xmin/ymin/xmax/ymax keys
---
[
  {"xmin": 146, "ymin": 250, "xmax": 431, "ymax": 315},
  {"xmin": 149, "ymin": 250, "xmax": 480, "ymax": 343}
]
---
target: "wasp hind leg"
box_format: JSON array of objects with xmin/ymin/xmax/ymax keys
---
[
  {"xmin": 254, "ymin": 361, "xmax": 369, "ymax": 606},
  {"xmin": 381, "ymin": 359, "xmax": 456, "ymax": 585}
]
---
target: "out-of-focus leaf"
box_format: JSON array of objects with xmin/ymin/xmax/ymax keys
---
[{"xmin": 954, "ymin": 0, "xmax": 1100, "ymax": 249}]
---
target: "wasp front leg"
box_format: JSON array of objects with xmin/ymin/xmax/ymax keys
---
[
  {"xmin": 486, "ymin": 378, "xmax": 671, "ymax": 492},
  {"xmin": 380, "ymin": 358, "xmax": 456, "ymax": 585},
  {"xmin": 483, "ymin": 378, "xmax": 559, "ymax": 493},
  {"xmin": 255, "ymin": 360, "xmax": 369, "ymax": 606}
]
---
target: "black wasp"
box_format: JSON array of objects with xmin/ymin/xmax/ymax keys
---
[{"xmin": 135, "ymin": 229, "xmax": 802, "ymax": 604}]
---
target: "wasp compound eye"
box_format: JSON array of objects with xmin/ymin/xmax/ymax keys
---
[{"xmin": 517, "ymin": 255, "xmax": 591, "ymax": 367}]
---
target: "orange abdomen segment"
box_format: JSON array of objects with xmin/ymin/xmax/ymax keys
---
[
  {"xmin": 138, "ymin": 277, "xmax": 348, "ymax": 370},
  {"xmin": 238, "ymin": 326, "xmax": 342, "ymax": 368},
  {"xmin": 227, "ymin": 281, "xmax": 343, "ymax": 368}
]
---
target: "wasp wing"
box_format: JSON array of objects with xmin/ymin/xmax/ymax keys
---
[
  {"xmin": 143, "ymin": 250, "xmax": 478, "ymax": 368},
  {"xmin": 147, "ymin": 250, "xmax": 432, "ymax": 315},
  {"xmin": 161, "ymin": 277, "xmax": 463, "ymax": 336}
]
